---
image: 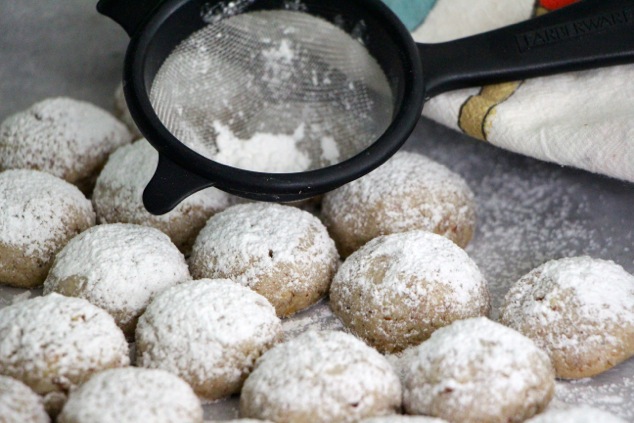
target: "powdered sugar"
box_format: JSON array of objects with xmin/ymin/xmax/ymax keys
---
[
  {"xmin": 0, "ymin": 293, "xmax": 129, "ymax": 395},
  {"xmin": 240, "ymin": 330, "xmax": 401, "ymax": 422},
  {"xmin": 554, "ymin": 365, "xmax": 634, "ymax": 421},
  {"xmin": 320, "ymin": 135, "xmax": 340, "ymax": 163},
  {"xmin": 57, "ymin": 367, "xmax": 203, "ymax": 423},
  {"xmin": 525, "ymin": 405, "xmax": 627, "ymax": 423},
  {"xmin": 282, "ymin": 299, "xmax": 344, "ymax": 339},
  {"xmin": 402, "ymin": 317, "xmax": 554, "ymax": 421},
  {"xmin": 212, "ymin": 121, "xmax": 311, "ymax": 172},
  {"xmin": 361, "ymin": 417, "xmax": 448, "ymax": 423},
  {"xmin": 0, "ymin": 97, "xmax": 131, "ymax": 182},
  {"xmin": 0, "ymin": 375, "xmax": 49, "ymax": 423},
  {"xmin": 43, "ymin": 224, "xmax": 191, "ymax": 334},
  {"xmin": 136, "ymin": 279, "xmax": 282, "ymax": 400},
  {"xmin": 0, "ymin": 169, "xmax": 95, "ymax": 258}
]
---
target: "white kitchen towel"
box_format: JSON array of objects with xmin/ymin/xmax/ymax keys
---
[{"xmin": 411, "ymin": 0, "xmax": 634, "ymax": 183}]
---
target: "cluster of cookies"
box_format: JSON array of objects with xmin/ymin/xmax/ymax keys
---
[{"xmin": 0, "ymin": 94, "xmax": 633, "ymax": 423}]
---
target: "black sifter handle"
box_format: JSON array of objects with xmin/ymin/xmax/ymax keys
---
[
  {"xmin": 97, "ymin": 0, "xmax": 164, "ymax": 36},
  {"xmin": 419, "ymin": 0, "xmax": 634, "ymax": 98}
]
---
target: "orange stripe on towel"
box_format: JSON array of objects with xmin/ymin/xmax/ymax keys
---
[{"xmin": 539, "ymin": 0, "xmax": 578, "ymax": 11}]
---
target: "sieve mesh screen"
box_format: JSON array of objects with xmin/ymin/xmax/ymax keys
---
[{"xmin": 149, "ymin": 9, "xmax": 394, "ymax": 173}]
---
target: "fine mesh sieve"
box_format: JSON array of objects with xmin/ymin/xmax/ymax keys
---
[
  {"xmin": 150, "ymin": 9, "xmax": 394, "ymax": 172},
  {"xmin": 98, "ymin": 0, "xmax": 634, "ymax": 214}
]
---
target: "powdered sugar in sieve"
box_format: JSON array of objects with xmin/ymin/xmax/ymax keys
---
[{"xmin": 150, "ymin": 9, "xmax": 393, "ymax": 173}]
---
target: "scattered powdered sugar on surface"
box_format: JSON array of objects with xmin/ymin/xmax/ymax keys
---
[
  {"xmin": 211, "ymin": 121, "xmax": 311, "ymax": 172},
  {"xmin": 0, "ymin": 169, "xmax": 95, "ymax": 257},
  {"xmin": 525, "ymin": 404, "xmax": 628, "ymax": 423},
  {"xmin": 190, "ymin": 203, "xmax": 337, "ymax": 291},
  {"xmin": 240, "ymin": 330, "xmax": 401, "ymax": 422},
  {"xmin": 10, "ymin": 290, "xmax": 32, "ymax": 304},
  {"xmin": 281, "ymin": 299, "xmax": 344, "ymax": 339},
  {"xmin": 0, "ymin": 375, "xmax": 49, "ymax": 423},
  {"xmin": 0, "ymin": 97, "xmax": 131, "ymax": 179},
  {"xmin": 93, "ymin": 139, "xmax": 231, "ymax": 224},
  {"xmin": 554, "ymin": 363, "xmax": 634, "ymax": 421},
  {"xmin": 57, "ymin": 367, "xmax": 203, "ymax": 423},
  {"xmin": 43, "ymin": 224, "xmax": 190, "ymax": 329},
  {"xmin": 361, "ymin": 417, "xmax": 448, "ymax": 423},
  {"xmin": 0, "ymin": 293, "xmax": 129, "ymax": 394},
  {"xmin": 401, "ymin": 317, "xmax": 554, "ymax": 420},
  {"xmin": 136, "ymin": 279, "xmax": 282, "ymax": 393}
]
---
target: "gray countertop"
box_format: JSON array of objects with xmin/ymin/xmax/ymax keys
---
[{"xmin": 1, "ymin": 1, "xmax": 633, "ymax": 421}]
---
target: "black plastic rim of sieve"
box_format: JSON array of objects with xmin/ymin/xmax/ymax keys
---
[{"xmin": 109, "ymin": 0, "xmax": 425, "ymax": 213}]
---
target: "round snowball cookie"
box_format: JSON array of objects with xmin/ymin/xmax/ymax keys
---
[
  {"xmin": 499, "ymin": 256, "xmax": 634, "ymax": 379},
  {"xmin": 57, "ymin": 367, "xmax": 203, "ymax": 423},
  {"xmin": 240, "ymin": 330, "xmax": 401, "ymax": 423},
  {"xmin": 0, "ymin": 97, "xmax": 133, "ymax": 193},
  {"xmin": 402, "ymin": 317, "xmax": 555, "ymax": 423},
  {"xmin": 0, "ymin": 170, "xmax": 95, "ymax": 288},
  {"xmin": 362, "ymin": 417, "xmax": 448, "ymax": 423},
  {"xmin": 0, "ymin": 294, "xmax": 129, "ymax": 403},
  {"xmin": 114, "ymin": 83, "xmax": 142, "ymax": 139},
  {"xmin": 136, "ymin": 279, "xmax": 283, "ymax": 401},
  {"xmin": 93, "ymin": 140, "xmax": 232, "ymax": 252},
  {"xmin": 43, "ymin": 224, "xmax": 190, "ymax": 337},
  {"xmin": 331, "ymin": 231, "xmax": 490, "ymax": 354},
  {"xmin": 0, "ymin": 375, "xmax": 50, "ymax": 423},
  {"xmin": 189, "ymin": 203, "xmax": 339, "ymax": 317},
  {"xmin": 525, "ymin": 406, "xmax": 627, "ymax": 423},
  {"xmin": 322, "ymin": 151, "xmax": 475, "ymax": 258}
]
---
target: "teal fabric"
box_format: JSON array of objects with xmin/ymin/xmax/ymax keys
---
[{"xmin": 382, "ymin": 0, "xmax": 437, "ymax": 31}]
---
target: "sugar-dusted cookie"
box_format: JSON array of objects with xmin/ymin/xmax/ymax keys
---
[
  {"xmin": 189, "ymin": 203, "xmax": 338, "ymax": 317},
  {"xmin": 322, "ymin": 151, "xmax": 475, "ymax": 257},
  {"xmin": 240, "ymin": 330, "xmax": 401, "ymax": 423},
  {"xmin": 0, "ymin": 294, "xmax": 129, "ymax": 414},
  {"xmin": 331, "ymin": 231, "xmax": 490, "ymax": 353},
  {"xmin": 499, "ymin": 256, "xmax": 634, "ymax": 379},
  {"xmin": 43, "ymin": 224, "xmax": 190, "ymax": 337},
  {"xmin": 402, "ymin": 317, "xmax": 555, "ymax": 423},
  {"xmin": 57, "ymin": 367, "xmax": 202, "ymax": 423},
  {"xmin": 0, "ymin": 170, "xmax": 95, "ymax": 288},
  {"xmin": 0, "ymin": 375, "xmax": 50, "ymax": 423},
  {"xmin": 0, "ymin": 97, "xmax": 132, "ymax": 193},
  {"xmin": 136, "ymin": 279, "xmax": 282, "ymax": 401}
]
